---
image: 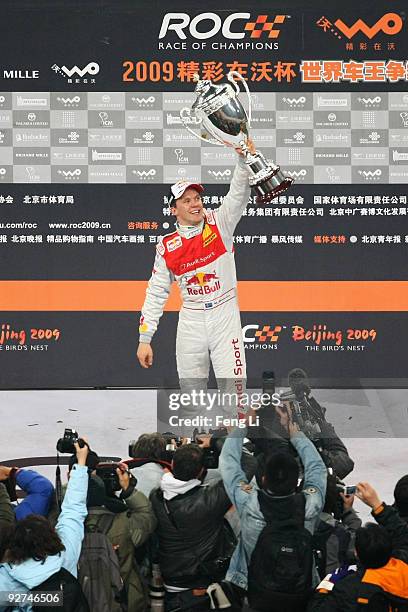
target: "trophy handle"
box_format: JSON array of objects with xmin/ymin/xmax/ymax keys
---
[
  {"xmin": 227, "ymin": 70, "xmax": 252, "ymax": 128},
  {"xmin": 180, "ymin": 107, "xmax": 223, "ymax": 146}
]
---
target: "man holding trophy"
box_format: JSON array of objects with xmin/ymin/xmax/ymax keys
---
[{"xmin": 137, "ymin": 72, "xmax": 292, "ymax": 422}]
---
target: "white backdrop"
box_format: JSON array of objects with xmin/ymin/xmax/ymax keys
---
[{"xmin": 1, "ymin": 388, "xmax": 407, "ymax": 522}]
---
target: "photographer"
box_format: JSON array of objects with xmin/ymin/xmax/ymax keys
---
[
  {"xmin": 0, "ymin": 440, "xmax": 89, "ymax": 607},
  {"xmin": 253, "ymin": 370, "xmax": 354, "ymax": 480},
  {"xmin": 219, "ymin": 405, "xmax": 327, "ymax": 612},
  {"xmin": 128, "ymin": 432, "xmax": 168, "ymax": 497},
  {"xmin": 150, "ymin": 443, "xmax": 239, "ymax": 612},
  {"xmin": 0, "ymin": 465, "xmax": 54, "ymax": 520},
  {"xmin": 313, "ymin": 472, "xmax": 361, "ymax": 577},
  {"xmin": 308, "ymin": 482, "xmax": 408, "ymax": 611},
  {"xmin": 312, "ymin": 420, "xmax": 354, "ymax": 481},
  {"xmin": 67, "ymin": 455, "xmax": 157, "ymax": 612},
  {"xmin": 0, "ymin": 483, "xmax": 14, "ymax": 564},
  {"xmin": 393, "ymin": 474, "xmax": 408, "ymax": 523}
]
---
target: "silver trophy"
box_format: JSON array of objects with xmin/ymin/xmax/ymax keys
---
[{"xmin": 180, "ymin": 71, "xmax": 293, "ymax": 203}]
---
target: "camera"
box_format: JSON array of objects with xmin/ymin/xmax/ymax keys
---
[
  {"xmin": 162, "ymin": 432, "xmax": 183, "ymax": 452},
  {"xmin": 56, "ymin": 428, "xmax": 86, "ymax": 454},
  {"xmin": 337, "ymin": 484, "xmax": 357, "ymax": 496},
  {"xmin": 262, "ymin": 370, "xmax": 276, "ymax": 404},
  {"xmin": 194, "ymin": 428, "xmax": 226, "ymax": 470},
  {"xmin": 279, "ymin": 369, "xmax": 326, "ymax": 440},
  {"xmin": 95, "ymin": 461, "xmax": 122, "ymax": 495}
]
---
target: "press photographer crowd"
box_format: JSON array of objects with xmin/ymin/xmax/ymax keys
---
[{"xmin": 1, "ymin": 374, "xmax": 408, "ymax": 611}]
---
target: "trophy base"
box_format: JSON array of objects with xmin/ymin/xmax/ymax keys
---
[
  {"xmin": 255, "ymin": 177, "xmax": 294, "ymax": 204},
  {"xmin": 245, "ymin": 152, "xmax": 294, "ymax": 204}
]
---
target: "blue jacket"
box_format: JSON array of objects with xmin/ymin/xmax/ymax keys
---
[
  {"xmin": 0, "ymin": 464, "xmax": 88, "ymax": 611},
  {"xmin": 219, "ymin": 428, "xmax": 327, "ymax": 590},
  {"xmin": 14, "ymin": 470, "xmax": 54, "ymax": 521}
]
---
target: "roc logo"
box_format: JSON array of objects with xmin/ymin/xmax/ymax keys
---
[
  {"xmin": 159, "ymin": 12, "xmax": 287, "ymax": 40},
  {"xmin": 243, "ymin": 324, "xmax": 283, "ymax": 343},
  {"xmin": 202, "ymin": 223, "xmax": 217, "ymax": 247},
  {"xmin": 255, "ymin": 325, "xmax": 282, "ymax": 342},
  {"xmin": 244, "ymin": 14, "xmax": 286, "ymax": 39}
]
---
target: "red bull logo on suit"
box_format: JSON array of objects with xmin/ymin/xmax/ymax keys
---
[{"xmin": 186, "ymin": 272, "xmax": 221, "ymax": 295}]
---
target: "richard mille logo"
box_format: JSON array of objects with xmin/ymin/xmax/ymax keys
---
[{"xmin": 2, "ymin": 68, "xmax": 39, "ymax": 79}]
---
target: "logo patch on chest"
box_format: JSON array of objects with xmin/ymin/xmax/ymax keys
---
[
  {"xmin": 166, "ymin": 235, "xmax": 182, "ymax": 252},
  {"xmin": 202, "ymin": 223, "xmax": 217, "ymax": 248}
]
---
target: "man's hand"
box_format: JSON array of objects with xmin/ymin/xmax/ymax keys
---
[
  {"xmin": 340, "ymin": 492, "xmax": 355, "ymax": 512},
  {"xmin": 137, "ymin": 342, "xmax": 153, "ymax": 369},
  {"xmin": 235, "ymin": 137, "xmax": 256, "ymax": 156},
  {"xmin": 180, "ymin": 437, "xmax": 192, "ymax": 446},
  {"xmin": 74, "ymin": 439, "xmax": 90, "ymax": 467},
  {"xmin": 241, "ymin": 407, "xmax": 258, "ymax": 428},
  {"xmin": 117, "ymin": 464, "xmax": 131, "ymax": 492},
  {"xmin": 356, "ymin": 482, "xmax": 382, "ymax": 510},
  {"xmin": 275, "ymin": 403, "xmax": 300, "ymax": 437},
  {"xmin": 0, "ymin": 466, "xmax": 13, "ymax": 481},
  {"xmin": 196, "ymin": 434, "xmax": 212, "ymax": 449}
]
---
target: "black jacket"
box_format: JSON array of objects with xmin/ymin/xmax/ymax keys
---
[
  {"xmin": 307, "ymin": 504, "xmax": 408, "ymax": 611},
  {"xmin": 315, "ymin": 421, "xmax": 354, "ymax": 480},
  {"xmin": 150, "ymin": 480, "xmax": 234, "ymax": 588}
]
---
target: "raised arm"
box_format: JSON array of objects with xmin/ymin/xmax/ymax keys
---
[
  {"xmin": 276, "ymin": 404, "xmax": 327, "ymax": 527},
  {"xmin": 55, "ymin": 442, "xmax": 89, "ymax": 577},
  {"xmin": 219, "ymin": 426, "xmax": 253, "ymax": 515},
  {"xmin": 215, "ymin": 153, "xmax": 251, "ymax": 247}
]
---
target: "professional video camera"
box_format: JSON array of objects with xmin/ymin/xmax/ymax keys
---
[
  {"xmin": 152, "ymin": 431, "xmax": 221, "ymax": 469},
  {"xmin": 95, "ymin": 461, "xmax": 122, "ymax": 496},
  {"xmin": 279, "ymin": 368, "xmax": 326, "ymax": 439},
  {"xmin": 194, "ymin": 428, "xmax": 225, "ymax": 469},
  {"xmin": 56, "ymin": 428, "xmax": 86, "ymax": 454}
]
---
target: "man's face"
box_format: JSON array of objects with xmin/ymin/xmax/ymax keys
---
[{"xmin": 171, "ymin": 188, "xmax": 204, "ymax": 226}]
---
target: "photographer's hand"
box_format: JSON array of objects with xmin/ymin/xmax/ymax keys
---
[
  {"xmin": 355, "ymin": 482, "xmax": 382, "ymax": 511},
  {"xmin": 196, "ymin": 434, "xmax": 212, "ymax": 449},
  {"xmin": 0, "ymin": 466, "xmax": 13, "ymax": 481},
  {"xmin": 340, "ymin": 492, "xmax": 355, "ymax": 512},
  {"xmin": 235, "ymin": 137, "xmax": 256, "ymax": 157},
  {"xmin": 275, "ymin": 403, "xmax": 299, "ymax": 437},
  {"xmin": 74, "ymin": 439, "xmax": 89, "ymax": 466},
  {"xmin": 116, "ymin": 465, "xmax": 131, "ymax": 492}
]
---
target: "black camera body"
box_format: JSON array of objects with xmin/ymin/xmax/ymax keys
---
[
  {"xmin": 96, "ymin": 462, "xmax": 121, "ymax": 495},
  {"xmin": 56, "ymin": 428, "xmax": 85, "ymax": 454},
  {"xmin": 161, "ymin": 432, "xmax": 184, "ymax": 452}
]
